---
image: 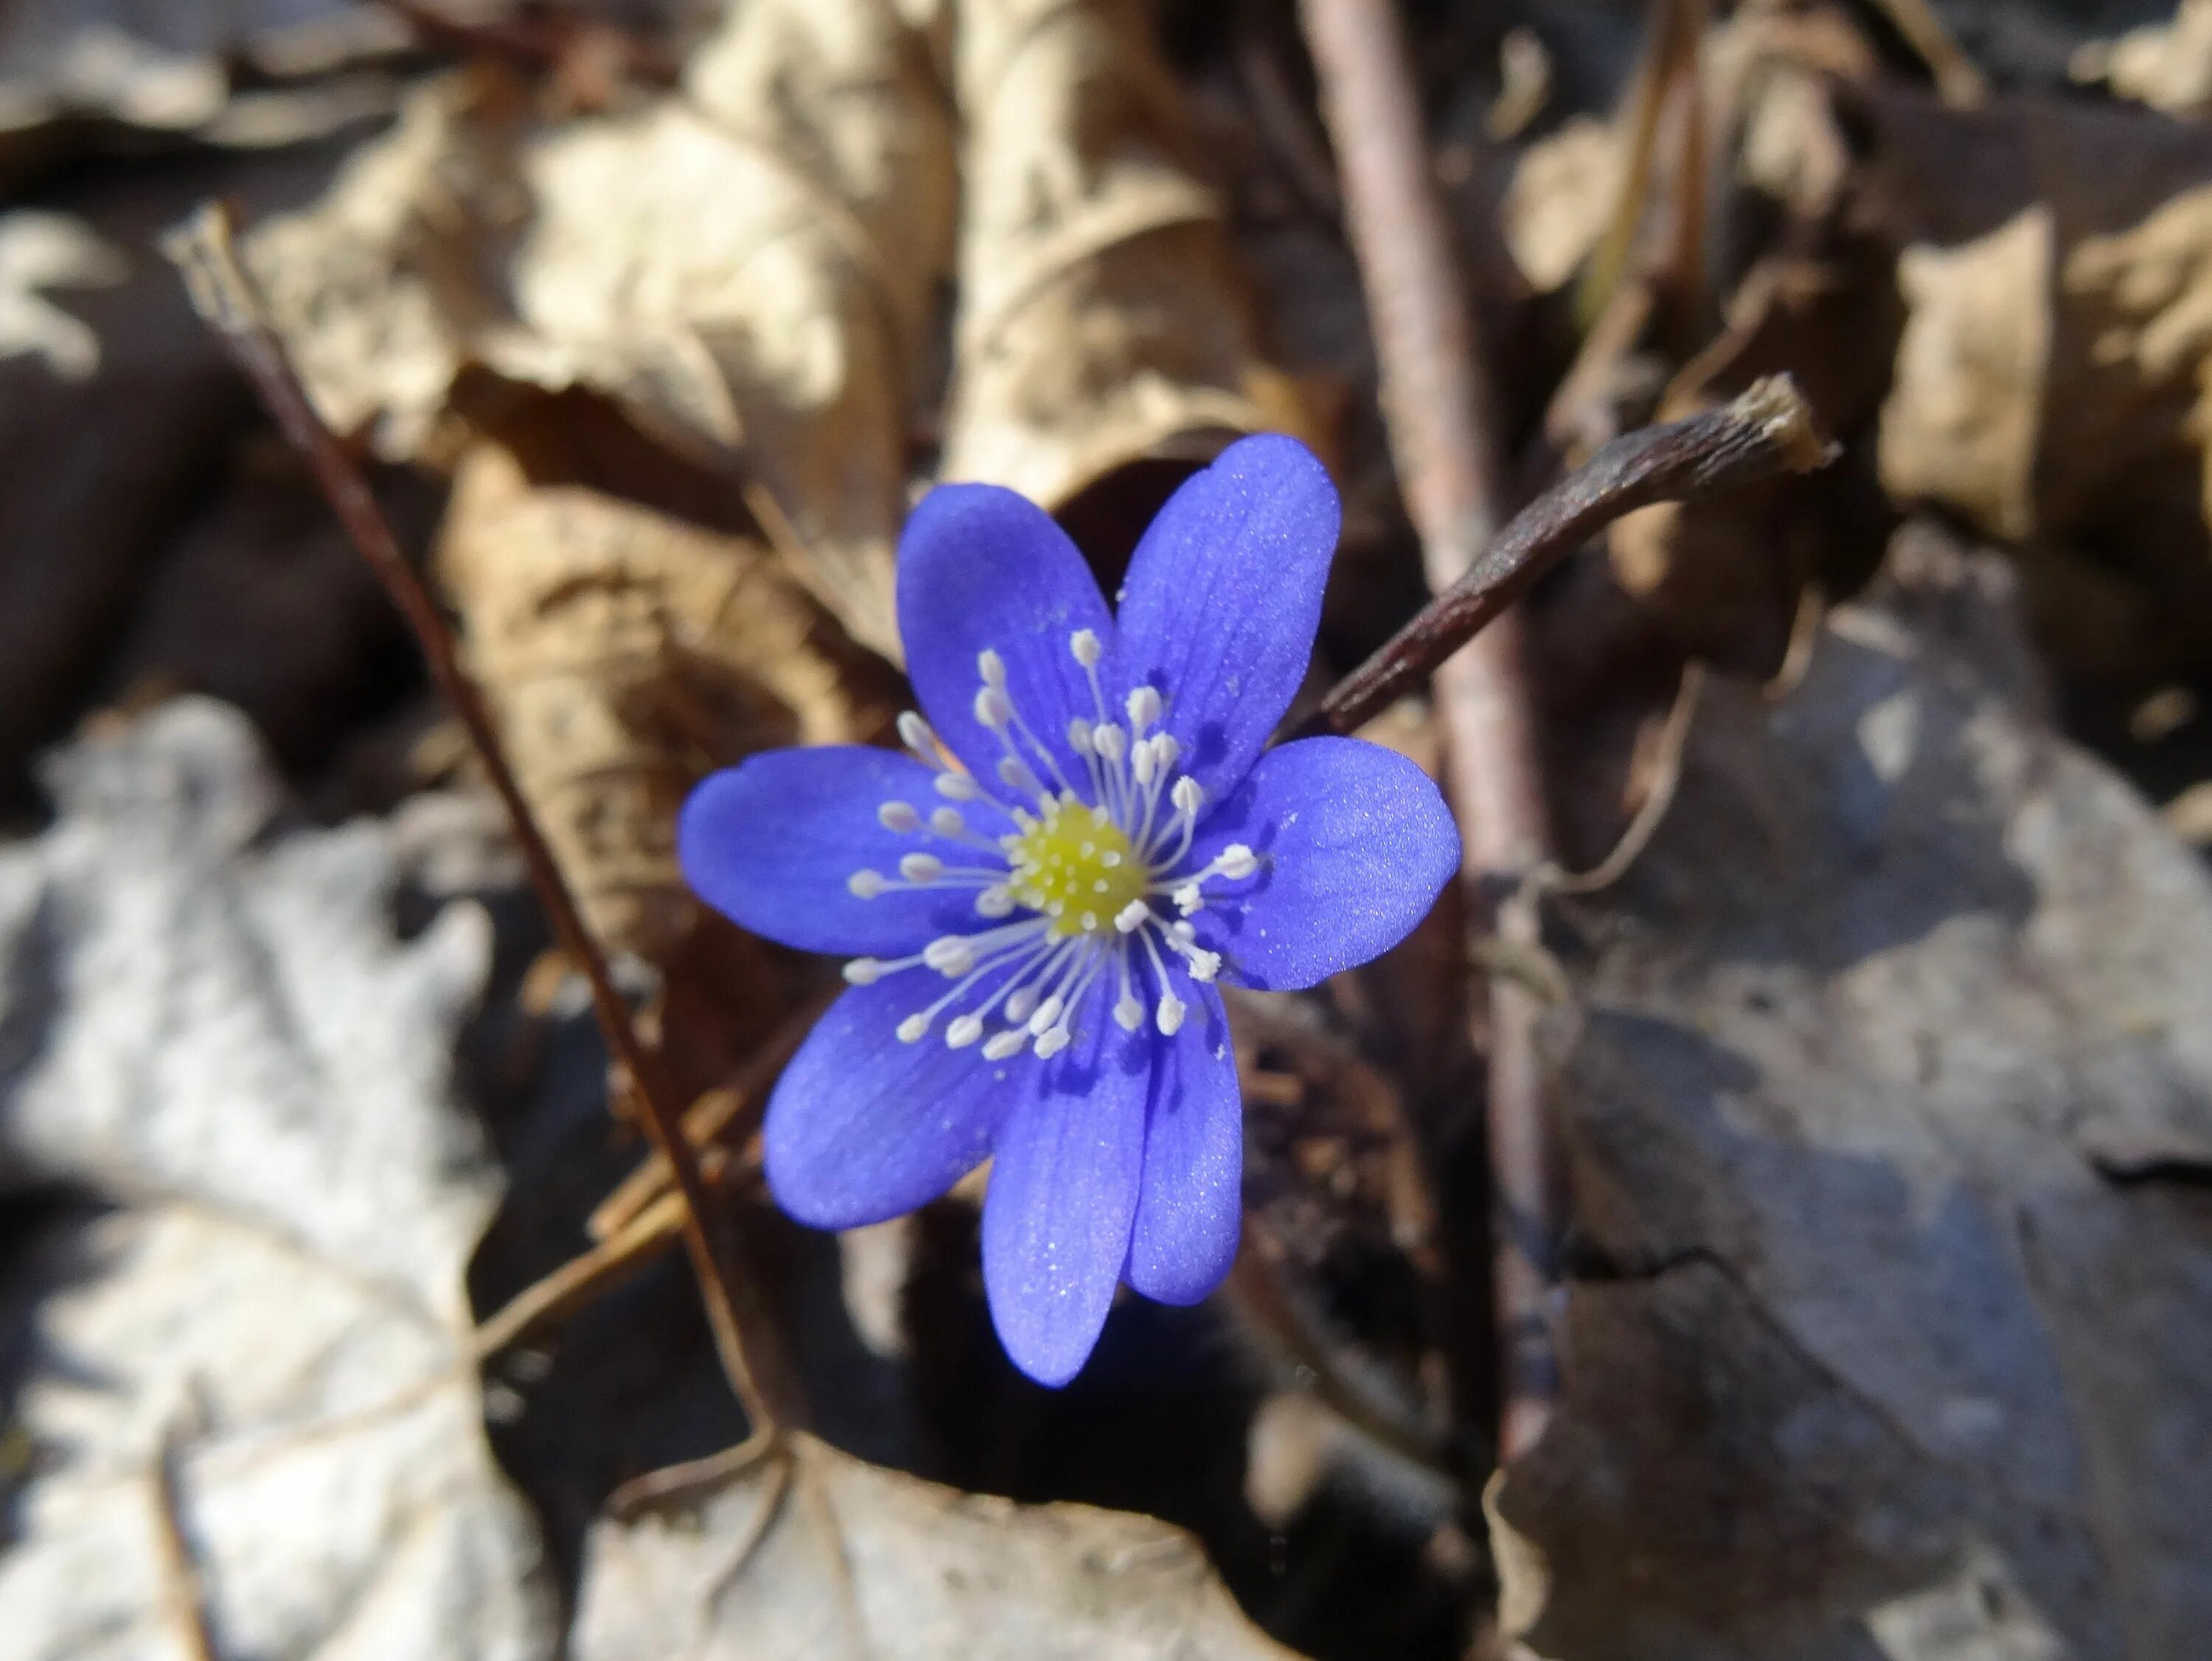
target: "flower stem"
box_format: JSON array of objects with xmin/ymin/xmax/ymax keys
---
[{"xmin": 164, "ymin": 202, "xmax": 807, "ymax": 1443}]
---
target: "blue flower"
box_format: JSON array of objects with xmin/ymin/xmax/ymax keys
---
[{"xmin": 678, "ymin": 436, "xmax": 1461, "ymax": 1385}]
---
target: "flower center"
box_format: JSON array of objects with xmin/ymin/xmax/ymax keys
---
[
  {"xmin": 1006, "ymin": 797, "xmax": 1147, "ymax": 939},
  {"xmin": 844, "ymin": 632, "xmax": 1259, "ymax": 1059}
]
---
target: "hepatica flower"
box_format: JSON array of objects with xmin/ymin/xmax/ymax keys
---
[{"xmin": 679, "ymin": 436, "xmax": 1459, "ymax": 1385}]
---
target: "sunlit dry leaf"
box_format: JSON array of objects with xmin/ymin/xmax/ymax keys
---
[
  {"xmin": 0, "ymin": 0, "xmax": 406, "ymax": 187},
  {"xmin": 1492, "ymin": 528, "xmax": 2212, "ymax": 1658},
  {"xmin": 2071, "ymin": 0, "xmax": 2212, "ymax": 119},
  {"xmin": 248, "ymin": 0, "xmax": 960, "ymax": 657},
  {"xmin": 0, "ymin": 699, "xmax": 555, "ymax": 1661},
  {"xmin": 1502, "ymin": 117, "xmax": 1621, "ymax": 297},
  {"xmin": 939, "ymin": 0, "xmax": 1304, "ymax": 507},
  {"xmin": 0, "ymin": 207, "xmax": 124, "ymax": 380},
  {"xmin": 1880, "ymin": 204, "xmax": 2052, "ymax": 541},
  {"xmin": 571, "ymin": 1433, "xmax": 1304, "ymax": 1661},
  {"xmin": 437, "ymin": 417, "xmax": 894, "ymax": 962}
]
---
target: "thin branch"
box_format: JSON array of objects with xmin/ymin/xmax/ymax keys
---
[
  {"xmin": 164, "ymin": 203, "xmax": 804, "ymax": 1442},
  {"xmin": 152, "ymin": 1427, "xmax": 218, "ymax": 1661},
  {"xmin": 1541, "ymin": 662, "xmax": 1706, "ymax": 898},
  {"xmin": 476, "ymin": 1189, "xmax": 689, "ymax": 1358},
  {"xmin": 1294, "ymin": 376, "xmax": 1829, "ymax": 743},
  {"xmin": 1299, "ymin": 0, "xmax": 1559, "ymax": 1466}
]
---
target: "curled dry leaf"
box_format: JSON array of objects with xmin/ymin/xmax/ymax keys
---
[
  {"xmin": 0, "ymin": 699, "xmax": 554, "ymax": 1660},
  {"xmin": 939, "ymin": 0, "xmax": 1305, "ymax": 507},
  {"xmin": 436, "ymin": 411, "xmax": 896, "ymax": 963},
  {"xmin": 247, "ymin": 0, "xmax": 960, "ymax": 657},
  {"xmin": 1490, "ymin": 528, "xmax": 2212, "ymax": 1658},
  {"xmin": 571, "ymin": 1433, "xmax": 1304, "ymax": 1661}
]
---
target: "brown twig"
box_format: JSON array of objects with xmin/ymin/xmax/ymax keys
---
[
  {"xmin": 152, "ymin": 1427, "xmax": 218, "ymax": 1661},
  {"xmin": 1298, "ymin": 0, "xmax": 1560, "ymax": 1466},
  {"xmin": 163, "ymin": 203, "xmax": 804, "ymax": 1442},
  {"xmin": 1541, "ymin": 662, "xmax": 1706, "ymax": 898},
  {"xmin": 1294, "ymin": 376, "xmax": 1829, "ymax": 744},
  {"xmin": 475, "ymin": 1188, "xmax": 690, "ymax": 1357},
  {"xmin": 588, "ymin": 990, "xmax": 824, "ymax": 1241}
]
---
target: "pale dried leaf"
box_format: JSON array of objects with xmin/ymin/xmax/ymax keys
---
[
  {"xmin": 571, "ymin": 1432, "xmax": 1303, "ymax": 1661},
  {"xmin": 0, "ymin": 698, "xmax": 555, "ymax": 1661},
  {"xmin": 2071, "ymin": 0, "xmax": 2212, "ymax": 118},
  {"xmin": 1502, "ymin": 116, "xmax": 1621, "ymax": 296},
  {"xmin": 245, "ymin": 0, "xmax": 958, "ymax": 659},
  {"xmin": 437, "ymin": 429, "xmax": 891, "ymax": 961},
  {"xmin": 0, "ymin": 208, "xmax": 126, "ymax": 380},
  {"xmin": 1492, "ymin": 529, "xmax": 2212, "ymax": 1659},
  {"xmin": 1880, "ymin": 205, "xmax": 2053, "ymax": 541},
  {"xmin": 938, "ymin": 0, "xmax": 1304, "ymax": 506}
]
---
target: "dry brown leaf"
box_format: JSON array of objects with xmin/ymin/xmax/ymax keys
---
[
  {"xmin": 437, "ymin": 413, "xmax": 894, "ymax": 963},
  {"xmin": 248, "ymin": 0, "xmax": 959, "ymax": 657},
  {"xmin": 570, "ymin": 1433, "xmax": 1304, "ymax": 1661},
  {"xmin": 939, "ymin": 0, "xmax": 1305, "ymax": 507},
  {"xmin": 1492, "ymin": 527, "xmax": 2212, "ymax": 1658}
]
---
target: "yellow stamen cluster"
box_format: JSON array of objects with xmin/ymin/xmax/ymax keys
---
[{"xmin": 1006, "ymin": 795, "xmax": 1147, "ymax": 939}]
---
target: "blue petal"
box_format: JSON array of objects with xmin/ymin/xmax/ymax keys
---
[
  {"xmin": 897, "ymin": 484, "xmax": 1119, "ymax": 799},
  {"xmin": 763, "ymin": 973, "xmax": 1018, "ymax": 1229},
  {"xmin": 679, "ymin": 747, "xmax": 1007, "ymax": 957},
  {"xmin": 1184, "ymin": 737, "xmax": 1460, "ymax": 991},
  {"xmin": 981, "ymin": 986, "xmax": 1152, "ymax": 1386},
  {"xmin": 1127, "ymin": 986, "xmax": 1242, "ymax": 1305},
  {"xmin": 1115, "ymin": 435, "xmax": 1340, "ymax": 798}
]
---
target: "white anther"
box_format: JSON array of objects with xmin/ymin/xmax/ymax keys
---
[
  {"xmin": 1034, "ymin": 1027, "xmax": 1071, "ymax": 1059},
  {"xmin": 978, "ymin": 648, "xmax": 1007, "ymax": 686},
  {"xmin": 843, "ymin": 958, "xmax": 883, "ymax": 985},
  {"xmin": 930, "ymin": 806, "xmax": 966, "ymax": 837},
  {"xmin": 998, "ymin": 755, "xmax": 1041, "ymax": 795},
  {"xmin": 897, "ymin": 1013, "xmax": 931, "ymax": 1043},
  {"xmin": 878, "ymin": 801, "xmax": 921, "ymax": 832},
  {"xmin": 1093, "ymin": 722, "xmax": 1127, "ymax": 763},
  {"xmin": 1170, "ymin": 776, "xmax": 1204, "ymax": 815},
  {"xmin": 1126, "ymin": 686, "xmax": 1162, "ymax": 731},
  {"xmin": 1114, "ymin": 899, "xmax": 1151, "ymax": 933},
  {"xmin": 897, "ymin": 711, "xmax": 936, "ymax": 756},
  {"xmin": 923, "ymin": 936, "xmax": 975, "ymax": 975},
  {"xmin": 1151, "ymin": 733, "xmax": 1181, "ymax": 770},
  {"xmin": 899, "ymin": 852, "xmax": 945, "ymax": 881},
  {"xmin": 1070, "ymin": 629, "xmax": 1102, "ymax": 667},
  {"xmin": 1133, "ymin": 742, "xmax": 1158, "ymax": 787},
  {"xmin": 1026, "ymin": 994, "xmax": 1065, "ymax": 1036},
  {"xmin": 983, "ymin": 1030, "xmax": 1028, "ymax": 1061},
  {"xmin": 1006, "ymin": 986, "xmax": 1041, "ymax": 1024},
  {"xmin": 1172, "ymin": 882, "xmax": 1201, "ymax": 915},
  {"xmin": 1101, "ymin": 849, "xmax": 1123, "ymax": 867},
  {"xmin": 1155, "ymin": 994, "xmax": 1187, "ymax": 1036},
  {"xmin": 1169, "ymin": 920, "xmax": 1197, "ymax": 944},
  {"xmin": 974, "ymin": 686, "xmax": 1011, "ymax": 730},
  {"xmin": 976, "ymin": 886, "xmax": 1016, "ymax": 918},
  {"xmin": 1186, "ymin": 950, "xmax": 1221, "ymax": 983},
  {"xmin": 1114, "ymin": 991, "xmax": 1146, "ymax": 1031},
  {"xmin": 1068, "ymin": 716, "xmax": 1094, "ymax": 754},
  {"xmin": 1217, "ymin": 844, "xmax": 1257, "ymax": 880},
  {"xmin": 848, "ymin": 869, "xmax": 886, "ymax": 899},
  {"xmin": 946, "ymin": 1014, "xmax": 985, "ymax": 1048},
  {"xmin": 933, "ymin": 770, "xmax": 980, "ymax": 801}
]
